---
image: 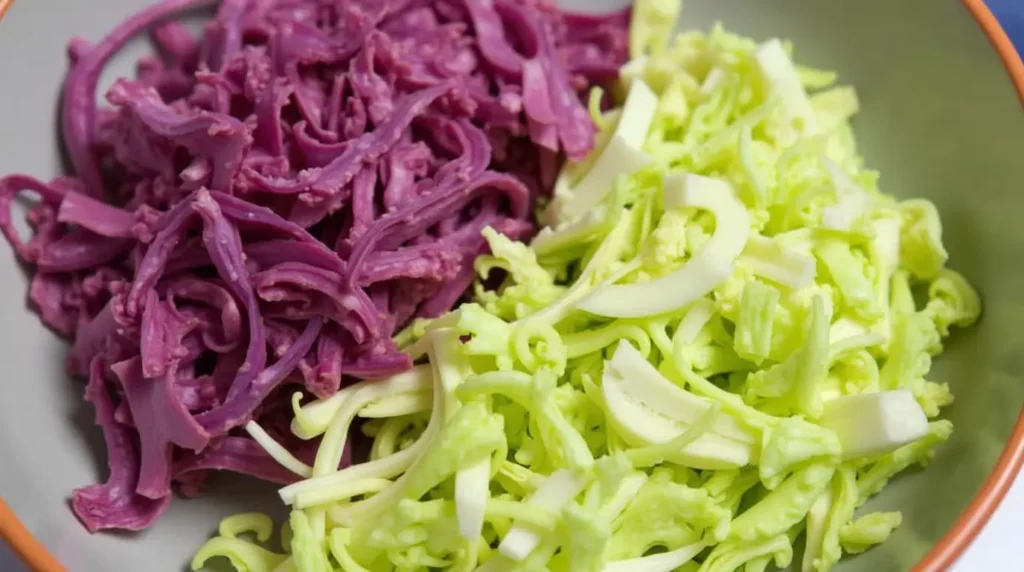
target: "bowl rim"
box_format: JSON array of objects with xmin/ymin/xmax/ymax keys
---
[{"xmin": 1, "ymin": 0, "xmax": 1023, "ymax": 570}]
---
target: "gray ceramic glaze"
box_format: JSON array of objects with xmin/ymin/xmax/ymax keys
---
[{"xmin": 0, "ymin": 1, "xmax": 1022, "ymax": 571}]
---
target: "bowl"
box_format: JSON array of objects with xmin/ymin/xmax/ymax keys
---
[{"xmin": 1, "ymin": 0, "xmax": 1023, "ymax": 570}]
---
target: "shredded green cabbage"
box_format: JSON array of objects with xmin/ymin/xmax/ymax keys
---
[{"xmin": 193, "ymin": 8, "xmax": 980, "ymax": 572}]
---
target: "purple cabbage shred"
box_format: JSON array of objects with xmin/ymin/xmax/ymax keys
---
[{"xmin": 0, "ymin": 0, "xmax": 628, "ymax": 532}]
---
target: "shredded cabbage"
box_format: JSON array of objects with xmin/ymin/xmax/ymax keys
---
[
  {"xmin": 196, "ymin": 6, "xmax": 980, "ymax": 572},
  {"xmin": 1, "ymin": 0, "xmax": 633, "ymax": 533}
]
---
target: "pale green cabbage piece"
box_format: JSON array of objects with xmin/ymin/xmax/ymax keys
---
[
  {"xmin": 194, "ymin": 7, "xmax": 981, "ymax": 572},
  {"xmin": 802, "ymin": 466, "xmax": 858, "ymax": 572},
  {"xmin": 743, "ymin": 296, "xmax": 830, "ymax": 418},
  {"xmin": 606, "ymin": 468, "xmax": 731, "ymax": 559},
  {"xmin": 839, "ymin": 511, "xmax": 903, "ymax": 554},
  {"xmin": 629, "ymin": 0, "xmax": 682, "ymax": 60}
]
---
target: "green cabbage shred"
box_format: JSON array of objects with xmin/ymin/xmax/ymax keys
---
[{"xmin": 193, "ymin": 5, "xmax": 980, "ymax": 571}]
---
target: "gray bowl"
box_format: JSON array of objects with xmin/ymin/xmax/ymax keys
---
[{"xmin": 0, "ymin": 0, "xmax": 1022, "ymax": 571}]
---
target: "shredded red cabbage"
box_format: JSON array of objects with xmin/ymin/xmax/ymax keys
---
[{"xmin": 0, "ymin": 0, "xmax": 628, "ymax": 532}]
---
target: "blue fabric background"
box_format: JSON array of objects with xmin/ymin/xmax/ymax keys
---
[
  {"xmin": 990, "ymin": 0, "xmax": 1024, "ymax": 52},
  {"xmin": 0, "ymin": 2, "xmax": 1022, "ymax": 572}
]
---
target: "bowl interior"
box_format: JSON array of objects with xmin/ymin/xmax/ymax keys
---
[{"xmin": 1, "ymin": 0, "xmax": 1023, "ymax": 571}]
